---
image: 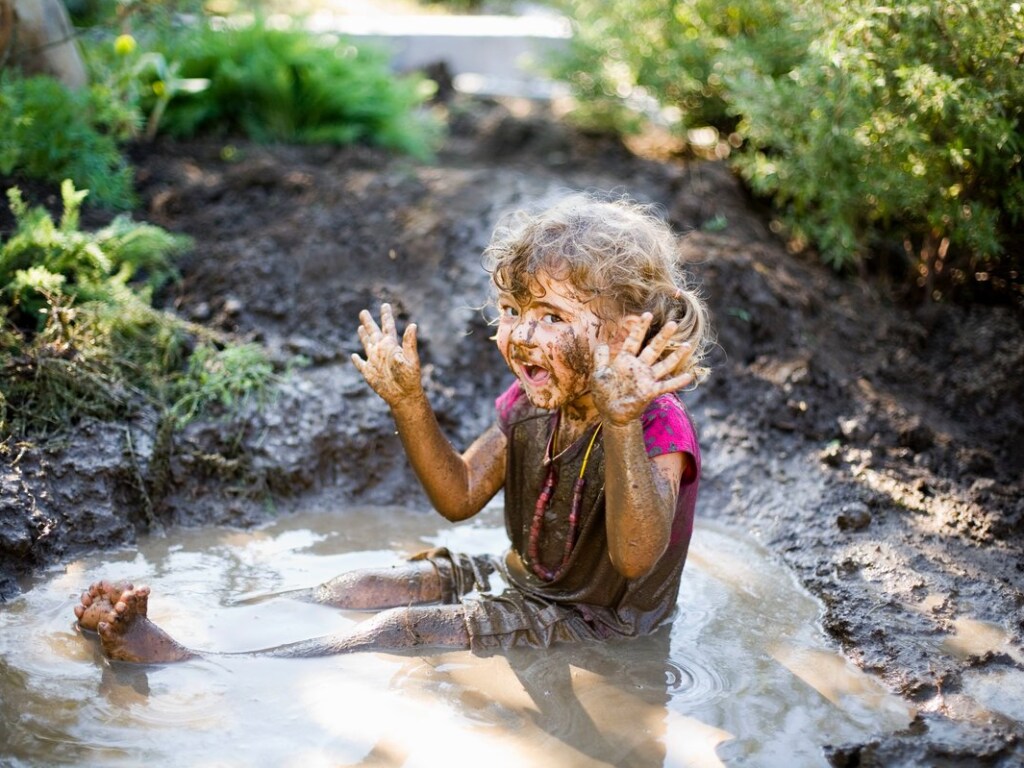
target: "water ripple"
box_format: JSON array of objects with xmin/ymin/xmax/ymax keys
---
[{"xmin": 621, "ymin": 654, "xmax": 728, "ymax": 708}]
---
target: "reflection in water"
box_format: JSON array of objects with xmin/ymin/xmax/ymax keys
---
[{"xmin": 0, "ymin": 505, "xmax": 915, "ymax": 767}]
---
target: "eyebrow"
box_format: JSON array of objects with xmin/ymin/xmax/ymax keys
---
[
  {"xmin": 498, "ymin": 286, "xmax": 586, "ymax": 317},
  {"xmin": 533, "ymin": 298, "xmax": 577, "ymax": 316},
  {"xmin": 498, "ymin": 292, "xmax": 570, "ymax": 309}
]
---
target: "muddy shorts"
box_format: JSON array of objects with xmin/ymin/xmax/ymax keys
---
[{"xmin": 410, "ymin": 547, "xmax": 615, "ymax": 651}]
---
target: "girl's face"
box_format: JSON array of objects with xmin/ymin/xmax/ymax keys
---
[{"xmin": 494, "ymin": 270, "xmax": 619, "ymax": 417}]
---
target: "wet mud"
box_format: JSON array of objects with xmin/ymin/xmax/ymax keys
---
[{"xmin": 2, "ymin": 96, "xmax": 1023, "ymax": 764}]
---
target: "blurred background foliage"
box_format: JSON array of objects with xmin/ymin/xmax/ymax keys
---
[
  {"xmin": 553, "ymin": 0, "xmax": 1024, "ymax": 306},
  {"xmin": 3, "ymin": 0, "xmax": 1019, "ymax": 304},
  {"xmin": 1, "ymin": 0, "xmax": 440, "ymax": 212},
  {"xmin": 1, "ymin": 0, "xmax": 1021, "ymax": 440}
]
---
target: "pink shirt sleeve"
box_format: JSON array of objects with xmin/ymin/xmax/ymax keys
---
[
  {"xmin": 495, "ymin": 380, "xmax": 527, "ymax": 434},
  {"xmin": 641, "ymin": 394, "xmax": 700, "ymax": 485}
]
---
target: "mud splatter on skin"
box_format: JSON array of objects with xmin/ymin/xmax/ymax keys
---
[
  {"xmin": 562, "ymin": 326, "xmax": 592, "ymax": 380},
  {"xmin": 559, "ymin": 327, "xmax": 599, "ymax": 435},
  {"xmin": 313, "ymin": 561, "xmax": 442, "ymax": 609},
  {"xmin": 539, "ymin": 336, "xmax": 585, "ymax": 419},
  {"xmin": 525, "ymin": 320, "xmax": 538, "ymax": 344}
]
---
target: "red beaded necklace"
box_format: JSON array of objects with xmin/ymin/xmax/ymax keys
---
[{"xmin": 527, "ymin": 410, "xmax": 603, "ymax": 582}]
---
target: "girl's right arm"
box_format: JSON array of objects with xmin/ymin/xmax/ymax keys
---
[{"xmin": 352, "ymin": 304, "xmax": 506, "ymax": 521}]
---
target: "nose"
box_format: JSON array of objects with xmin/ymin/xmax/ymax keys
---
[{"xmin": 509, "ymin": 318, "xmax": 536, "ymax": 346}]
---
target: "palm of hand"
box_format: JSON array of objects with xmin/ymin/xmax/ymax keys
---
[
  {"xmin": 352, "ymin": 304, "xmax": 421, "ymax": 406},
  {"xmin": 592, "ymin": 351, "xmax": 664, "ymax": 425},
  {"xmin": 591, "ymin": 314, "xmax": 693, "ymax": 426}
]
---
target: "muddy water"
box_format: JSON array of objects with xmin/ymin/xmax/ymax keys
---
[{"xmin": 0, "ymin": 502, "xmax": 914, "ymax": 767}]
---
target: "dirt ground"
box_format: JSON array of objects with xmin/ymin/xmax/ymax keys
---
[{"xmin": 2, "ymin": 96, "xmax": 1023, "ymax": 765}]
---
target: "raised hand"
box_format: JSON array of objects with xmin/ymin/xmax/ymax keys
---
[
  {"xmin": 351, "ymin": 303, "xmax": 423, "ymax": 407},
  {"xmin": 591, "ymin": 313, "xmax": 694, "ymax": 426}
]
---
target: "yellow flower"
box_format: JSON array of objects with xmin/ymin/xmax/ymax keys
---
[
  {"xmin": 152, "ymin": 81, "xmax": 166, "ymax": 97},
  {"xmin": 114, "ymin": 34, "xmax": 137, "ymax": 56}
]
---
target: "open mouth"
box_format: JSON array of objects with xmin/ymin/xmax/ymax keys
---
[{"xmin": 521, "ymin": 364, "xmax": 550, "ymax": 386}]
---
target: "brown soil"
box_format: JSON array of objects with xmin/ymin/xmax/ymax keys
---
[{"xmin": 2, "ymin": 96, "xmax": 1023, "ymax": 765}]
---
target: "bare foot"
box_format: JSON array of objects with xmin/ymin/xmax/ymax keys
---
[
  {"xmin": 74, "ymin": 581, "xmax": 132, "ymax": 632},
  {"xmin": 96, "ymin": 585, "xmax": 196, "ymax": 664}
]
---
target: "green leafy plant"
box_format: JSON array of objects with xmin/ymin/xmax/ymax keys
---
[
  {"xmin": 555, "ymin": 0, "xmax": 1024, "ymax": 304},
  {"xmin": 152, "ymin": 18, "xmax": 440, "ymax": 158},
  {"xmin": 552, "ymin": 0, "xmax": 809, "ymax": 136},
  {"xmin": 0, "ymin": 181, "xmax": 273, "ymax": 438},
  {"xmin": 0, "ymin": 73, "xmax": 136, "ymax": 209},
  {"xmin": 82, "ymin": 25, "xmax": 210, "ymax": 143},
  {"xmin": 169, "ymin": 342, "xmax": 275, "ymax": 426},
  {"xmin": 16, "ymin": 3, "xmax": 437, "ymax": 209},
  {"xmin": 728, "ymin": 0, "xmax": 1024, "ymax": 297}
]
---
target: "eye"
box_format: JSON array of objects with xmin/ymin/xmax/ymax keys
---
[
  {"xmin": 541, "ymin": 312, "xmax": 563, "ymax": 324},
  {"xmin": 500, "ymin": 304, "xmax": 519, "ymax": 318}
]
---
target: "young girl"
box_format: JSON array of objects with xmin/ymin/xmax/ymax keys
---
[{"xmin": 74, "ymin": 194, "xmax": 710, "ymax": 662}]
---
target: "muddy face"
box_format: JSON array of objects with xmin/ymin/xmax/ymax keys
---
[{"xmin": 494, "ymin": 271, "xmax": 611, "ymax": 419}]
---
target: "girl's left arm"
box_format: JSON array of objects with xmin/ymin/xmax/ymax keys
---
[
  {"xmin": 602, "ymin": 422, "xmax": 684, "ymax": 578},
  {"xmin": 592, "ymin": 313, "xmax": 694, "ymax": 578}
]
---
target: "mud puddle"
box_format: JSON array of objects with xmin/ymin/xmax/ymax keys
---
[{"xmin": 0, "ymin": 504, "xmax": 914, "ymax": 767}]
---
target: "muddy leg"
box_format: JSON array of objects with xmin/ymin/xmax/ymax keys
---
[
  {"xmin": 76, "ymin": 581, "xmax": 464, "ymax": 663},
  {"xmin": 74, "ymin": 581, "xmax": 132, "ymax": 632},
  {"xmin": 257, "ymin": 605, "xmax": 470, "ymax": 658},
  {"xmin": 309, "ymin": 561, "xmax": 444, "ymax": 610},
  {"xmin": 96, "ymin": 586, "xmax": 196, "ymax": 664},
  {"xmin": 228, "ymin": 562, "xmax": 444, "ymax": 610}
]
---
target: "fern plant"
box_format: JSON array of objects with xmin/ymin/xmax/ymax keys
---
[
  {"xmin": 0, "ymin": 73, "xmax": 136, "ymax": 209},
  {"xmin": 0, "ymin": 181, "xmax": 273, "ymax": 438}
]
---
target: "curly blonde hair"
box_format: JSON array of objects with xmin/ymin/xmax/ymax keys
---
[{"xmin": 483, "ymin": 193, "xmax": 711, "ymax": 384}]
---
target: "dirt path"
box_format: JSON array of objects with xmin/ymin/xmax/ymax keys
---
[{"xmin": 2, "ymin": 97, "xmax": 1023, "ymax": 764}]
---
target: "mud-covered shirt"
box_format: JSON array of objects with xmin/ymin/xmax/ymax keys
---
[{"xmin": 478, "ymin": 380, "xmax": 701, "ymax": 643}]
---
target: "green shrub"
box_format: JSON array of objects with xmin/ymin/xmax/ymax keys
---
[
  {"xmin": 21, "ymin": 5, "xmax": 438, "ymax": 197},
  {"xmin": 0, "ymin": 181, "xmax": 273, "ymax": 438},
  {"xmin": 730, "ymin": 0, "xmax": 1024, "ymax": 293},
  {"xmin": 553, "ymin": 0, "xmax": 809, "ymax": 136},
  {"xmin": 555, "ymin": 0, "xmax": 1024, "ymax": 304},
  {"xmin": 151, "ymin": 19, "xmax": 440, "ymax": 158},
  {"xmin": 0, "ymin": 73, "xmax": 136, "ymax": 209}
]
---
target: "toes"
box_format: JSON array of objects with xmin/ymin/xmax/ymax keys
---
[
  {"xmin": 95, "ymin": 580, "xmax": 130, "ymax": 603},
  {"xmin": 112, "ymin": 586, "xmax": 151, "ymax": 619},
  {"xmin": 96, "ymin": 620, "xmax": 118, "ymax": 649},
  {"xmin": 77, "ymin": 580, "xmax": 144, "ymax": 630},
  {"xmin": 127, "ymin": 586, "xmax": 150, "ymax": 613}
]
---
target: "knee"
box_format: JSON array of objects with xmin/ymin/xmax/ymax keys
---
[
  {"xmin": 316, "ymin": 564, "xmax": 442, "ymax": 609},
  {"xmin": 374, "ymin": 606, "xmax": 470, "ymax": 650}
]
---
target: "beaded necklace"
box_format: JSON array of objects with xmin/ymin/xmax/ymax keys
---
[{"xmin": 527, "ymin": 410, "xmax": 603, "ymax": 582}]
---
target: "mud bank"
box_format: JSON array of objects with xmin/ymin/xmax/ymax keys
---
[{"xmin": 2, "ymin": 98, "xmax": 1023, "ymax": 764}]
